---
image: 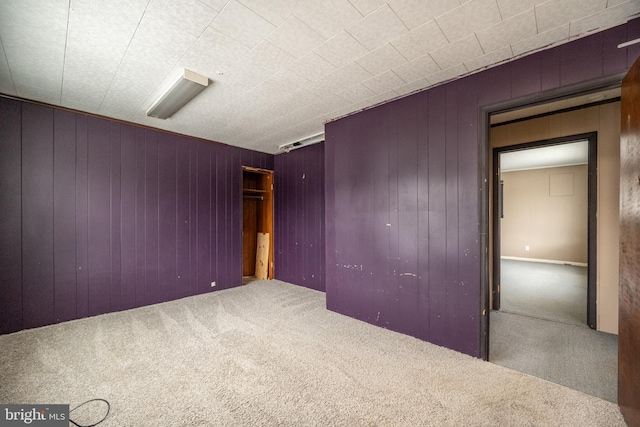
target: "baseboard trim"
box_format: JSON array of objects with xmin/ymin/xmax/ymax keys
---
[{"xmin": 500, "ymin": 256, "xmax": 587, "ymax": 267}]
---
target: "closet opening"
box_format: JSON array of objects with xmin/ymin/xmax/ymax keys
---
[{"xmin": 242, "ymin": 166, "xmax": 274, "ymax": 282}]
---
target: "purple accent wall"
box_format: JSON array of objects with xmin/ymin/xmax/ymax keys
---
[
  {"xmin": 325, "ymin": 19, "xmax": 639, "ymax": 357},
  {"xmin": 0, "ymin": 99, "xmax": 273, "ymax": 334},
  {"xmin": 274, "ymin": 142, "xmax": 325, "ymax": 291}
]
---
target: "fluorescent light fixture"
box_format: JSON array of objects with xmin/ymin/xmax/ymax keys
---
[
  {"xmin": 147, "ymin": 69, "xmax": 209, "ymax": 119},
  {"xmin": 617, "ymin": 38, "xmax": 640, "ymax": 49},
  {"xmin": 279, "ymin": 131, "xmax": 324, "ymax": 153}
]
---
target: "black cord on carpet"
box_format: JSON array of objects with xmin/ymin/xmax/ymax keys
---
[{"xmin": 69, "ymin": 398, "xmax": 110, "ymax": 427}]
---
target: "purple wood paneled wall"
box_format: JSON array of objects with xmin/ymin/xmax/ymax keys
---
[
  {"xmin": 274, "ymin": 142, "xmax": 325, "ymax": 291},
  {"xmin": 325, "ymin": 19, "xmax": 640, "ymax": 357},
  {"xmin": 0, "ymin": 99, "xmax": 273, "ymax": 334}
]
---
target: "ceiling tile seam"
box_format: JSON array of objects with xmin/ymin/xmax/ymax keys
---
[
  {"xmin": 59, "ymin": 0, "xmax": 71, "ymax": 104},
  {"xmin": 237, "ymin": 0, "xmax": 290, "ymax": 27},
  {"xmin": 342, "ymin": 28, "xmax": 372, "ymax": 56},
  {"xmin": 494, "ymin": 0, "xmax": 504, "ymax": 21},
  {"xmin": 0, "ymin": 34, "xmax": 17, "ymax": 95},
  {"xmin": 534, "ymin": 4, "xmax": 540, "ymax": 34},
  {"xmin": 386, "ymin": 36, "xmax": 412, "ymax": 63},
  {"xmin": 196, "ymin": 0, "xmax": 220, "ymax": 12},
  {"xmin": 433, "ymin": 17, "xmax": 453, "ymax": 44},
  {"xmin": 386, "ymin": 3, "xmax": 412, "ymax": 32},
  {"xmin": 208, "ymin": 4, "xmax": 314, "ymax": 78},
  {"xmin": 475, "ymin": 33, "xmax": 487, "ymax": 55},
  {"xmin": 433, "ymin": 1, "xmax": 466, "ymax": 44},
  {"xmin": 344, "ymin": 0, "xmax": 364, "ymax": 18},
  {"xmin": 96, "ymin": 0, "xmax": 152, "ymax": 113}
]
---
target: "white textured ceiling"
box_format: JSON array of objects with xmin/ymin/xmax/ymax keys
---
[{"xmin": 0, "ymin": 0, "xmax": 637, "ymax": 154}]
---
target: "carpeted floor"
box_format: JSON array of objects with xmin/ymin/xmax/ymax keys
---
[
  {"xmin": 493, "ymin": 260, "xmax": 617, "ymax": 403},
  {"xmin": 499, "ymin": 259, "xmax": 587, "ymax": 326},
  {"xmin": 0, "ymin": 280, "xmax": 625, "ymax": 426},
  {"xmin": 490, "ymin": 311, "xmax": 618, "ymax": 402}
]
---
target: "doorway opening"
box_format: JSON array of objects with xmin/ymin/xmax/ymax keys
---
[
  {"xmin": 492, "ymin": 134, "xmax": 597, "ymax": 328},
  {"xmin": 242, "ymin": 166, "xmax": 274, "ymax": 283},
  {"xmin": 484, "ymin": 91, "xmax": 622, "ymax": 402}
]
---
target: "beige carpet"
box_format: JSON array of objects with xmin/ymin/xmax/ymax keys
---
[{"xmin": 0, "ymin": 280, "xmax": 625, "ymax": 426}]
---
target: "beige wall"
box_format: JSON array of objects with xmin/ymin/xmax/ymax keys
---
[
  {"xmin": 501, "ymin": 165, "xmax": 588, "ymax": 264},
  {"xmin": 490, "ymin": 102, "xmax": 620, "ymax": 334}
]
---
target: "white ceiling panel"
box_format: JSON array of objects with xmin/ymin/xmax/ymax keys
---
[
  {"xmin": 393, "ymin": 54, "xmax": 441, "ymax": 83},
  {"xmin": 267, "ymin": 68, "xmax": 311, "ymax": 90},
  {"xmin": 238, "ymin": 0, "xmax": 307, "ymax": 26},
  {"xmin": 476, "ymin": 8, "xmax": 538, "ymax": 54},
  {"xmin": 427, "ymin": 63, "xmax": 468, "ymax": 85},
  {"xmin": 365, "ymin": 90, "xmax": 400, "ymax": 107},
  {"xmin": 14, "ymin": 82, "xmax": 62, "ymax": 106},
  {"xmin": 182, "ymin": 28, "xmax": 249, "ymax": 74},
  {"xmin": 0, "ymin": 0, "xmax": 68, "ymax": 103},
  {"xmin": 61, "ymin": 44, "xmax": 132, "ymax": 112},
  {"xmin": 387, "ymin": 0, "xmax": 460, "ymax": 30},
  {"xmin": 0, "ymin": 0, "xmax": 636, "ymax": 153},
  {"xmin": 390, "ymin": 20, "xmax": 450, "ymax": 61},
  {"xmin": 496, "ymin": 0, "xmax": 543, "ymax": 19},
  {"xmin": 327, "ymin": 103, "xmax": 361, "ymax": 121},
  {"xmin": 430, "ymin": 35, "xmax": 484, "ymax": 70},
  {"xmin": 337, "ymin": 83, "xmax": 377, "ymax": 103},
  {"xmin": 266, "ymin": 16, "xmax": 326, "ymax": 58},
  {"xmin": 327, "ymin": 62, "xmax": 373, "ymax": 87},
  {"xmin": 347, "ymin": 4, "xmax": 409, "ymax": 51},
  {"xmin": 362, "ymin": 70, "xmax": 405, "ymax": 95},
  {"xmin": 511, "ymin": 24, "xmax": 570, "ymax": 56},
  {"xmin": 314, "ymin": 92, "xmax": 351, "ymax": 113},
  {"xmin": 394, "ymin": 78, "xmax": 430, "ymax": 96},
  {"xmin": 210, "ymin": 0, "xmax": 276, "ymax": 48},
  {"xmin": 127, "ymin": 15, "xmax": 199, "ymax": 62},
  {"xmin": 535, "ymin": 0, "xmax": 608, "ymax": 34},
  {"xmin": 199, "ymin": 0, "xmax": 230, "ymax": 12},
  {"xmin": 356, "ymin": 44, "xmax": 407, "ymax": 77},
  {"xmin": 295, "ymin": 0, "xmax": 363, "ymax": 40},
  {"xmin": 464, "ymin": 46, "xmax": 513, "ymax": 72},
  {"xmin": 242, "ymin": 41, "xmax": 296, "ymax": 74},
  {"xmin": 314, "ymin": 31, "xmax": 369, "ymax": 68},
  {"xmin": 348, "ymin": 0, "xmax": 389, "ymax": 16},
  {"xmin": 570, "ymin": 1, "xmax": 638, "ymax": 36},
  {"xmin": 268, "ymin": 89, "xmax": 318, "ymax": 118},
  {"xmin": 61, "ymin": 64, "xmax": 115, "ymax": 111},
  {"xmin": 218, "ymin": 59, "xmax": 273, "ymax": 93},
  {"xmin": 144, "ymin": 0, "xmax": 218, "ymax": 37},
  {"xmin": 287, "ymin": 52, "xmax": 337, "ymax": 81},
  {"xmin": 0, "ymin": 41, "xmax": 15, "ymax": 95},
  {"xmin": 306, "ymin": 77, "xmax": 346, "ymax": 97},
  {"xmin": 4, "ymin": 49, "xmax": 64, "ymax": 103},
  {"xmin": 436, "ymin": 0, "xmax": 503, "ymax": 42}
]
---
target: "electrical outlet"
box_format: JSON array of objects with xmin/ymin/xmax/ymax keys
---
[
  {"xmin": 525, "ymin": 245, "xmax": 530, "ymax": 251},
  {"xmin": 211, "ymin": 281, "xmax": 216, "ymax": 287}
]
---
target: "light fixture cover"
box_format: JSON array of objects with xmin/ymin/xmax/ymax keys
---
[{"xmin": 147, "ymin": 69, "xmax": 209, "ymax": 119}]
